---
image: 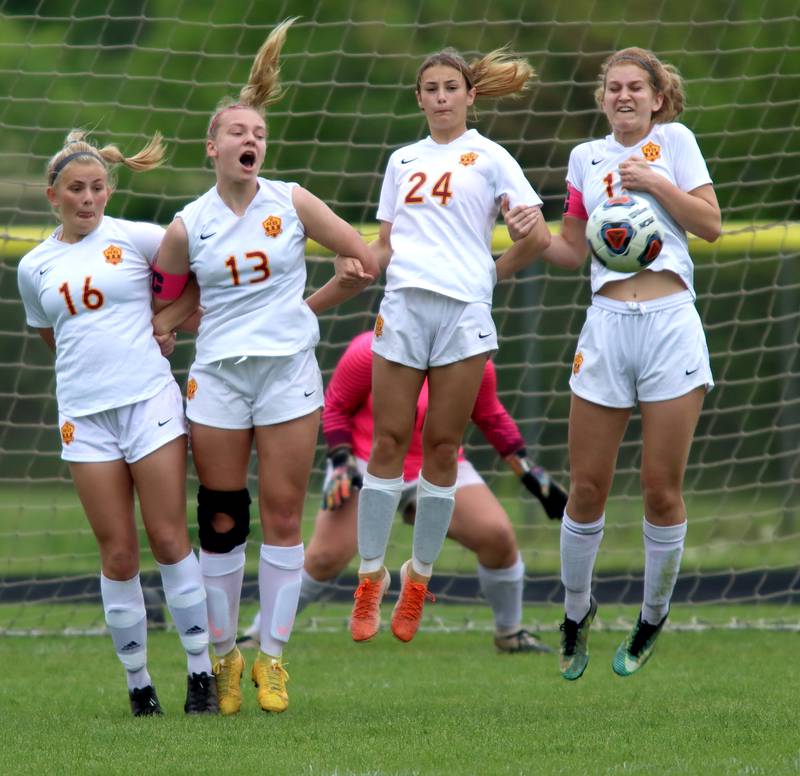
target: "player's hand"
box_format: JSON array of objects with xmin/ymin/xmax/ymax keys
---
[
  {"xmin": 333, "ymin": 256, "xmax": 375, "ymax": 289},
  {"xmin": 618, "ymin": 156, "xmax": 659, "ymax": 194},
  {"xmin": 506, "ymin": 448, "xmax": 567, "ymax": 521},
  {"xmin": 501, "ymin": 196, "xmax": 541, "ymax": 242},
  {"xmin": 154, "ymin": 330, "xmax": 176, "ymax": 357},
  {"xmin": 322, "ymin": 447, "xmax": 363, "ymax": 510}
]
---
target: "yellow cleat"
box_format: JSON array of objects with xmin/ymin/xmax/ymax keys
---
[
  {"xmin": 251, "ymin": 652, "xmax": 289, "ymax": 713},
  {"xmin": 212, "ymin": 646, "xmax": 245, "ymax": 716}
]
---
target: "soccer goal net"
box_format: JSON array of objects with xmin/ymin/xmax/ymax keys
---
[{"xmin": 0, "ymin": 2, "xmax": 797, "ymax": 634}]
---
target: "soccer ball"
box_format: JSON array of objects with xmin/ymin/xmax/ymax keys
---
[{"xmin": 586, "ymin": 194, "xmax": 663, "ymax": 273}]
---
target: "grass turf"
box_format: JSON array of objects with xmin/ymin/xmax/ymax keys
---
[{"xmin": 2, "ymin": 605, "xmax": 798, "ymax": 775}]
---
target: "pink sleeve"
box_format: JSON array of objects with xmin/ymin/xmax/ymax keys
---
[
  {"xmin": 322, "ymin": 332, "xmax": 374, "ymax": 450},
  {"xmin": 470, "ymin": 361, "xmax": 525, "ymax": 458},
  {"xmin": 563, "ymin": 182, "xmax": 589, "ymax": 221}
]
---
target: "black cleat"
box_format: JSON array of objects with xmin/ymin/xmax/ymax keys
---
[
  {"xmin": 184, "ymin": 671, "xmax": 220, "ymax": 714},
  {"xmin": 129, "ymin": 685, "xmax": 163, "ymax": 717}
]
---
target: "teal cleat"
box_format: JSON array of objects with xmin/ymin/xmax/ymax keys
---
[
  {"xmin": 559, "ymin": 596, "xmax": 598, "ymax": 681},
  {"xmin": 612, "ymin": 611, "xmax": 668, "ymax": 677}
]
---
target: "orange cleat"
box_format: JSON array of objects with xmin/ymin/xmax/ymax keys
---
[
  {"xmin": 349, "ymin": 568, "xmax": 390, "ymax": 642},
  {"xmin": 391, "ymin": 560, "xmax": 435, "ymax": 643}
]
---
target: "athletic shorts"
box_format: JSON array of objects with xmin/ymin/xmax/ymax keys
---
[
  {"xmin": 323, "ymin": 456, "xmax": 485, "ymax": 514},
  {"xmin": 185, "ymin": 349, "xmax": 323, "ymax": 429},
  {"xmin": 59, "ymin": 380, "xmax": 187, "ymax": 463},
  {"xmin": 371, "ymin": 287, "xmax": 497, "ymax": 369},
  {"xmin": 569, "ymin": 290, "xmax": 714, "ymax": 408}
]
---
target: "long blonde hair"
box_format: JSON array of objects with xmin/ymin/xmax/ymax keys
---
[
  {"xmin": 595, "ymin": 47, "xmax": 685, "ymax": 124},
  {"xmin": 207, "ymin": 17, "xmax": 298, "ymax": 138},
  {"xmin": 415, "ymin": 46, "xmax": 535, "ymax": 99},
  {"xmin": 46, "ymin": 129, "xmax": 165, "ymax": 187}
]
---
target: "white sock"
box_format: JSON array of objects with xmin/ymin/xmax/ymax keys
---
[
  {"xmin": 158, "ymin": 550, "xmax": 212, "ymax": 676},
  {"xmin": 297, "ymin": 568, "xmax": 335, "ymax": 614},
  {"xmin": 560, "ymin": 512, "xmax": 604, "ymax": 622},
  {"xmin": 642, "ymin": 517, "xmax": 686, "ymax": 624},
  {"xmin": 100, "ymin": 573, "xmax": 151, "ymax": 691},
  {"xmin": 358, "ymin": 472, "xmax": 404, "ymax": 575},
  {"xmin": 411, "ymin": 475, "xmax": 456, "ymax": 577},
  {"xmin": 477, "ymin": 554, "xmax": 524, "ymax": 633},
  {"xmin": 199, "ymin": 542, "xmax": 246, "ymax": 657},
  {"xmin": 258, "ymin": 543, "xmax": 304, "ymax": 658}
]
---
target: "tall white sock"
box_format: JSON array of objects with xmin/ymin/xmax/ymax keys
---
[
  {"xmin": 258, "ymin": 543, "xmax": 304, "ymax": 658},
  {"xmin": 100, "ymin": 573, "xmax": 151, "ymax": 691},
  {"xmin": 357, "ymin": 472, "xmax": 404, "ymax": 575},
  {"xmin": 560, "ymin": 512, "xmax": 605, "ymax": 622},
  {"xmin": 199, "ymin": 542, "xmax": 246, "ymax": 657},
  {"xmin": 642, "ymin": 518, "xmax": 686, "ymax": 624},
  {"xmin": 477, "ymin": 554, "xmax": 524, "ymax": 633},
  {"xmin": 411, "ymin": 475, "xmax": 456, "ymax": 577},
  {"xmin": 158, "ymin": 550, "xmax": 212, "ymax": 676}
]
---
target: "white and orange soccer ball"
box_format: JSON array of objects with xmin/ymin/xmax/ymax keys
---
[{"xmin": 586, "ymin": 194, "xmax": 663, "ymax": 273}]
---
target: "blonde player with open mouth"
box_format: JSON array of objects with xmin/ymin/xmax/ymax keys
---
[{"xmin": 152, "ymin": 18, "xmax": 377, "ymax": 715}]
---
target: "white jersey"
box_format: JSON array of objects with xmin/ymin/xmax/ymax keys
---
[
  {"xmin": 567, "ymin": 122, "xmax": 712, "ymax": 298},
  {"xmin": 177, "ymin": 178, "xmax": 319, "ymax": 364},
  {"xmin": 377, "ymin": 128, "xmax": 541, "ymax": 304},
  {"xmin": 17, "ymin": 217, "xmax": 173, "ymax": 417}
]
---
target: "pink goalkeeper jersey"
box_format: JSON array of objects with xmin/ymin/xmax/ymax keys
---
[{"xmin": 322, "ymin": 331, "xmax": 524, "ymax": 480}]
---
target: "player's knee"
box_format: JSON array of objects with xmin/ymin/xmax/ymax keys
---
[
  {"xmin": 569, "ymin": 476, "xmax": 608, "ymax": 513},
  {"xmin": 372, "ymin": 429, "xmax": 410, "ymax": 466},
  {"xmin": 641, "ymin": 482, "xmax": 684, "ymax": 522},
  {"xmin": 305, "ymin": 545, "xmax": 347, "ymax": 581},
  {"xmin": 147, "ymin": 533, "xmax": 190, "ymax": 566},
  {"xmin": 101, "ymin": 547, "xmax": 139, "ymax": 580},
  {"xmin": 197, "ymin": 485, "xmax": 251, "ymax": 553},
  {"xmin": 424, "ymin": 440, "xmax": 460, "ymax": 472},
  {"xmin": 478, "ymin": 522, "xmax": 518, "ymax": 568}
]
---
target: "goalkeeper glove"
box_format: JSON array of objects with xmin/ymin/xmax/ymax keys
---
[
  {"xmin": 506, "ymin": 448, "xmax": 568, "ymax": 521},
  {"xmin": 322, "ymin": 446, "xmax": 363, "ymax": 511}
]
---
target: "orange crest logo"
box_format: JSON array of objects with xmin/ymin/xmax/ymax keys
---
[
  {"xmin": 187, "ymin": 377, "xmax": 198, "ymax": 401},
  {"xmin": 103, "ymin": 245, "xmax": 123, "ymax": 265},
  {"xmin": 572, "ymin": 351, "xmax": 584, "ymax": 376},
  {"xmin": 374, "ymin": 314, "xmax": 384, "ymax": 338},
  {"xmin": 262, "ymin": 215, "xmax": 282, "ymax": 238},
  {"xmin": 60, "ymin": 421, "xmax": 75, "ymax": 445},
  {"xmin": 641, "ymin": 142, "xmax": 661, "ymax": 162},
  {"xmin": 459, "ymin": 152, "xmax": 478, "ymax": 166}
]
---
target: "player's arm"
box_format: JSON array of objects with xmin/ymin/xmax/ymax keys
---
[
  {"xmin": 471, "ymin": 362, "xmax": 567, "ymax": 520},
  {"xmin": 369, "ymin": 221, "xmax": 393, "ymax": 272},
  {"xmin": 619, "ymin": 157, "xmax": 721, "ymax": 242},
  {"xmin": 541, "ymin": 214, "xmax": 590, "ymax": 271},
  {"xmin": 294, "ymin": 187, "xmax": 378, "ymax": 314},
  {"xmin": 152, "ymin": 276, "xmax": 201, "ymax": 335},
  {"xmin": 321, "ymin": 337, "xmax": 373, "ymax": 510},
  {"xmin": 37, "ymin": 328, "xmax": 55, "ymax": 352},
  {"xmin": 151, "ymin": 218, "xmax": 191, "ymax": 315},
  {"xmin": 494, "ymin": 206, "xmax": 551, "ymax": 281}
]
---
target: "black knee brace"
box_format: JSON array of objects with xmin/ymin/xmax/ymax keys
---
[{"xmin": 197, "ymin": 485, "xmax": 251, "ymax": 553}]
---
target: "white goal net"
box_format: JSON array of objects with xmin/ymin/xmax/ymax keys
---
[{"xmin": 0, "ymin": 2, "xmax": 797, "ymax": 633}]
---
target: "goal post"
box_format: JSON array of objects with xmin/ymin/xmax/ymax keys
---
[{"xmin": 0, "ymin": 3, "xmax": 798, "ymax": 633}]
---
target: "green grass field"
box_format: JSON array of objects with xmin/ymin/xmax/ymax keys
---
[{"xmin": 3, "ymin": 603, "xmax": 798, "ymax": 775}]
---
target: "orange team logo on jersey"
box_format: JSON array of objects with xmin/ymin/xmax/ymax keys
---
[
  {"xmin": 459, "ymin": 152, "xmax": 478, "ymax": 166},
  {"xmin": 262, "ymin": 215, "xmax": 282, "ymax": 238},
  {"xmin": 60, "ymin": 421, "xmax": 75, "ymax": 445},
  {"xmin": 641, "ymin": 141, "xmax": 661, "ymax": 162},
  {"xmin": 572, "ymin": 351, "xmax": 584, "ymax": 376},
  {"xmin": 103, "ymin": 245, "xmax": 123, "ymax": 265},
  {"xmin": 187, "ymin": 377, "xmax": 198, "ymax": 401},
  {"xmin": 374, "ymin": 314, "xmax": 384, "ymax": 338}
]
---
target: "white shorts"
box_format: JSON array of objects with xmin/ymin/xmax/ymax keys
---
[
  {"xmin": 324, "ymin": 456, "xmax": 485, "ymax": 514},
  {"xmin": 186, "ymin": 349, "xmax": 323, "ymax": 429},
  {"xmin": 569, "ymin": 290, "xmax": 714, "ymax": 408},
  {"xmin": 59, "ymin": 380, "xmax": 187, "ymax": 463},
  {"xmin": 371, "ymin": 288, "xmax": 497, "ymax": 369}
]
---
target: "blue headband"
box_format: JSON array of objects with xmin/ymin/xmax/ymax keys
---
[{"xmin": 48, "ymin": 151, "xmax": 104, "ymax": 185}]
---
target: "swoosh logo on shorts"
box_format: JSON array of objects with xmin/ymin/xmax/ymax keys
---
[
  {"xmin": 157, "ymin": 418, "xmax": 172, "ymax": 427},
  {"xmin": 304, "ymin": 389, "xmax": 316, "ymax": 397},
  {"xmin": 685, "ymin": 368, "xmax": 699, "ymax": 375},
  {"xmin": 478, "ymin": 331, "xmax": 492, "ymax": 339}
]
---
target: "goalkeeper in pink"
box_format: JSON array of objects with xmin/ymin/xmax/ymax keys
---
[{"xmin": 241, "ymin": 331, "xmax": 566, "ymax": 652}]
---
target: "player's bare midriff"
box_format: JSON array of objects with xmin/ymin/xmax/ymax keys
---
[{"xmin": 597, "ymin": 268, "xmax": 686, "ymax": 302}]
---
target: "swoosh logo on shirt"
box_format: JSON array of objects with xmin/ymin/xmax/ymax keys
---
[
  {"xmin": 591, "ymin": 158, "xmax": 604, "ymax": 165},
  {"xmin": 200, "ymin": 231, "xmax": 216, "ymax": 240},
  {"xmin": 39, "ymin": 266, "xmax": 54, "ymax": 276},
  {"xmin": 401, "ymin": 157, "xmax": 417, "ymax": 165}
]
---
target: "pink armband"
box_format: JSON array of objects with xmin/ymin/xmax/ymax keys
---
[
  {"xmin": 151, "ymin": 264, "xmax": 189, "ymax": 301},
  {"xmin": 563, "ymin": 183, "xmax": 589, "ymax": 221}
]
